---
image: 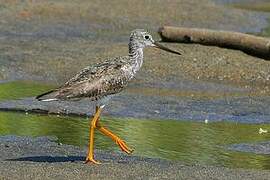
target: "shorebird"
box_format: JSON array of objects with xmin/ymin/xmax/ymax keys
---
[{"xmin": 36, "ymin": 29, "xmax": 181, "ymax": 164}]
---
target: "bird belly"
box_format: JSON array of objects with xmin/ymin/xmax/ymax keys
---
[{"xmin": 95, "ymin": 95, "xmax": 114, "ymax": 108}]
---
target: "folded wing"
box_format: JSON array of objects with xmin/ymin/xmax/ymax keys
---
[{"xmin": 36, "ymin": 58, "xmax": 130, "ymax": 101}]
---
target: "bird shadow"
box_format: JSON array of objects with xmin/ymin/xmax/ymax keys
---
[{"xmin": 6, "ymin": 156, "xmax": 85, "ymax": 163}]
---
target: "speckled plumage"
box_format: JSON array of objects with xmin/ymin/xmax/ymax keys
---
[
  {"xmin": 46, "ymin": 56, "xmax": 136, "ymax": 101},
  {"xmin": 36, "ymin": 29, "xmax": 181, "ymax": 164},
  {"xmin": 36, "ymin": 29, "xmax": 180, "ymax": 105}
]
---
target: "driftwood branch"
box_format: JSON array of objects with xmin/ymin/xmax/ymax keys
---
[{"xmin": 158, "ymin": 26, "xmax": 270, "ymax": 60}]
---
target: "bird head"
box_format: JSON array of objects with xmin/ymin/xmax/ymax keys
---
[{"xmin": 129, "ymin": 29, "xmax": 181, "ymax": 55}]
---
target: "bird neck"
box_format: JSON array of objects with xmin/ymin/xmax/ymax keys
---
[{"xmin": 128, "ymin": 42, "xmax": 144, "ymax": 72}]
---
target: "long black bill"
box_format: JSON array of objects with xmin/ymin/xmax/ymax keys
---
[{"xmin": 153, "ymin": 42, "xmax": 181, "ymax": 55}]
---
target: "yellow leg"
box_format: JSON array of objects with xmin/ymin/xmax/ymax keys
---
[
  {"xmin": 85, "ymin": 106, "xmax": 133, "ymax": 164},
  {"xmin": 85, "ymin": 106, "xmax": 101, "ymax": 164},
  {"xmin": 96, "ymin": 124, "xmax": 133, "ymax": 154}
]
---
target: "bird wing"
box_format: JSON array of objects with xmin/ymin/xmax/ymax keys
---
[{"xmin": 37, "ymin": 57, "xmax": 131, "ymax": 101}]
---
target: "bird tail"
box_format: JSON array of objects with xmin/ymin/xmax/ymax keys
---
[{"xmin": 36, "ymin": 90, "xmax": 58, "ymax": 101}]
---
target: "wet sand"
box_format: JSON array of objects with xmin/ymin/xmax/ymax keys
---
[{"xmin": 1, "ymin": 136, "xmax": 270, "ymax": 180}]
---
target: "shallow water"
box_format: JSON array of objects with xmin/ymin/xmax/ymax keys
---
[
  {"xmin": 0, "ymin": 81, "xmax": 270, "ymax": 170},
  {"xmin": 0, "ymin": 81, "xmax": 54, "ymax": 101},
  {"xmin": 0, "ymin": 111, "xmax": 270, "ymax": 170}
]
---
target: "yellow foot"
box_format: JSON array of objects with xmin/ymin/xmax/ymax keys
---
[
  {"xmin": 84, "ymin": 157, "xmax": 101, "ymax": 165},
  {"xmin": 116, "ymin": 138, "xmax": 134, "ymax": 154}
]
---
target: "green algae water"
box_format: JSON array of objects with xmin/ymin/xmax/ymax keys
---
[
  {"xmin": 0, "ymin": 111, "xmax": 270, "ymax": 170},
  {"xmin": 0, "ymin": 81, "xmax": 54, "ymax": 101},
  {"xmin": 0, "ymin": 80, "xmax": 270, "ymax": 170}
]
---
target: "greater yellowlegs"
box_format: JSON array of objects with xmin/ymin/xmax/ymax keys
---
[{"xmin": 36, "ymin": 29, "xmax": 181, "ymax": 164}]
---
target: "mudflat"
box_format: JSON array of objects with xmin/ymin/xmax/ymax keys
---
[{"xmin": 1, "ymin": 136, "xmax": 270, "ymax": 180}]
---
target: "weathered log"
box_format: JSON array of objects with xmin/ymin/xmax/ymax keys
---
[{"xmin": 158, "ymin": 26, "xmax": 270, "ymax": 60}]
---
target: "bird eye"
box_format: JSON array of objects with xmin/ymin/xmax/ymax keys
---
[{"xmin": 144, "ymin": 35, "xmax": 150, "ymax": 40}]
